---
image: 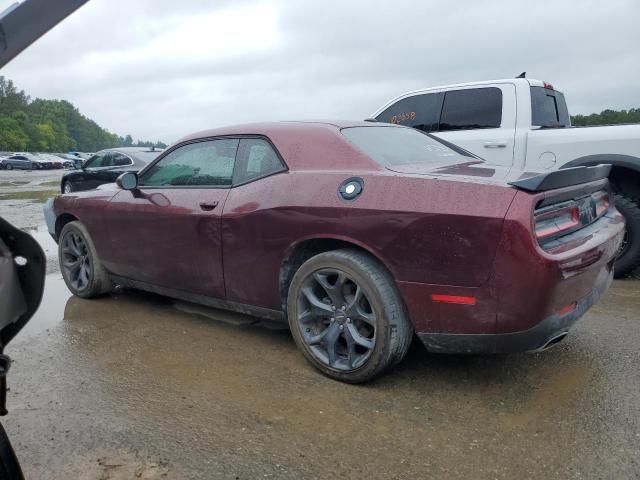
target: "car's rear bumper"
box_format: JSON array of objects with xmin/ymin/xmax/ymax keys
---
[
  {"xmin": 397, "ymin": 205, "xmax": 624, "ymax": 354},
  {"xmin": 416, "ymin": 265, "xmax": 613, "ymax": 354},
  {"xmin": 43, "ymin": 198, "xmax": 57, "ymax": 240}
]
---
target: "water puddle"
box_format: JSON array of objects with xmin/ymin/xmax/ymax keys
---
[{"xmin": 16, "ymin": 274, "xmax": 71, "ymax": 340}]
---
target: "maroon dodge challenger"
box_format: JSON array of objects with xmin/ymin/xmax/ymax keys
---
[{"xmin": 43, "ymin": 121, "xmax": 625, "ymax": 383}]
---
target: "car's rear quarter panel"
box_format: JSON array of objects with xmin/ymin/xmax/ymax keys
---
[
  {"xmin": 489, "ymin": 182, "xmax": 624, "ymax": 333},
  {"xmin": 222, "ymin": 169, "xmax": 516, "ymax": 311}
]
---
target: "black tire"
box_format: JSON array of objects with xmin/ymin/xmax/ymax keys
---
[
  {"xmin": 287, "ymin": 249, "xmax": 413, "ymax": 383},
  {"xmin": 613, "ymin": 193, "xmax": 640, "ymax": 278},
  {"xmin": 5, "ymin": 164, "xmax": 12, "ymax": 170},
  {"xmin": 62, "ymin": 181, "xmax": 73, "ymax": 194},
  {"xmin": 58, "ymin": 221, "xmax": 112, "ymax": 298}
]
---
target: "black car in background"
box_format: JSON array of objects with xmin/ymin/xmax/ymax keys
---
[{"xmin": 60, "ymin": 147, "xmax": 163, "ymax": 193}]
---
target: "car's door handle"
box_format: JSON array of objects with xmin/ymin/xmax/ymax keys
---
[
  {"xmin": 199, "ymin": 201, "xmax": 219, "ymax": 211},
  {"xmin": 484, "ymin": 141, "xmax": 508, "ymax": 148}
]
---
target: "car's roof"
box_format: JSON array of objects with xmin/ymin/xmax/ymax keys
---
[
  {"xmin": 178, "ymin": 120, "xmax": 388, "ymax": 143},
  {"xmin": 176, "ymin": 121, "xmax": 405, "ymax": 172}
]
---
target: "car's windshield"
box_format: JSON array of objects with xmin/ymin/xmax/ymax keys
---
[{"xmin": 341, "ymin": 126, "xmax": 476, "ymax": 167}]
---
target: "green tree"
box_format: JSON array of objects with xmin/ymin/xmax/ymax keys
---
[
  {"xmin": 572, "ymin": 108, "xmax": 640, "ymax": 126},
  {"xmin": 0, "ymin": 116, "xmax": 28, "ymax": 151},
  {"xmin": 0, "ymin": 76, "xmax": 162, "ymax": 153}
]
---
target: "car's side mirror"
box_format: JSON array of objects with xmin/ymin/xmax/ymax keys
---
[{"xmin": 116, "ymin": 172, "xmax": 138, "ymax": 190}]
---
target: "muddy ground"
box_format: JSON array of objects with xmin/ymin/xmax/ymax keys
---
[{"xmin": 0, "ymin": 169, "xmax": 639, "ymax": 479}]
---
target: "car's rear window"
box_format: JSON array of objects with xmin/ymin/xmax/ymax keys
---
[
  {"xmin": 341, "ymin": 126, "xmax": 474, "ymax": 167},
  {"xmin": 531, "ymin": 87, "xmax": 570, "ymax": 128}
]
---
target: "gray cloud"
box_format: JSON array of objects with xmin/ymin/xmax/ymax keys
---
[{"xmin": 2, "ymin": 0, "xmax": 638, "ymax": 143}]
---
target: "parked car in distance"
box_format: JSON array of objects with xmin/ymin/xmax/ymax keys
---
[
  {"xmin": 0, "ymin": 154, "xmax": 38, "ymax": 170},
  {"xmin": 371, "ymin": 77, "xmax": 640, "ymax": 277},
  {"xmin": 55, "ymin": 153, "xmax": 82, "ymax": 169},
  {"xmin": 34, "ymin": 153, "xmax": 63, "ymax": 169},
  {"xmin": 60, "ymin": 147, "xmax": 163, "ymax": 193},
  {"xmin": 44, "ymin": 121, "xmax": 624, "ymax": 383}
]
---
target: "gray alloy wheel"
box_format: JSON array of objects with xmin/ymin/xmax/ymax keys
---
[
  {"xmin": 5, "ymin": 164, "xmax": 12, "ymax": 170},
  {"xmin": 63, "ymin": 181, "xmax": 73, "ymax": 194},
  {"xmin": 287, "ymin": 249, "xmax": 413, "ymax": 383},
  {"xmin": 61, "ymin": 230, "xmax": 91, "ymax": 291},
  {"xmin": 296, "ymin": 267, "xmax": 377, "ymax": 371},
  {"xmin": 58, "ymin": 221, "xmax": 112, "ymax": 298}
]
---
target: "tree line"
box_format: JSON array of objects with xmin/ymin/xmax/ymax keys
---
[
  {"xmin": 571, "ymin": 108, "xmax": 640, "ymax": 126},
  {"xmin": 2, "ymin": 75, "xmax": 638, "ymax": 152},
  {"xmin": 0, "ymin": 76, "xmax": 166, "ymax": 153}
]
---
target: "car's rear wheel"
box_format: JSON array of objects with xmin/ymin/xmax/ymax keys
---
[
  {"xmin": 59, "ymin": 221, "xmax": 112, "ymax": 298},
  {"xmin": 287, "ymin": 249, "xmax": 413, "ymax": 383},
  {"xmin": 613, "ymin": 193, "xmax": 640, "ymax": 277},
  {"xmin": 62, "ymin": 181, "xmax": 73, "ymax": 194}
]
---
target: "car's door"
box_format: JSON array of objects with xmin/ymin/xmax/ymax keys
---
[
  {"xmin": 95, "ymin": 152, "xmax": 132, "ymax": 185},
  {"xmin": 432, "ymin": 84, "xmax": 517, "ymax": 168},
  {"xmin": 85, "ymin": 152, "xmax": 116, "ymax": 189},
  {"xmin": 76, "ymin": 151, "xmax": 110, "ymax": 190},
  {"xmin": 103, "ymin": 138, "xmax": 239, "ymax": 299},
  {"xmin": 8, "ymin": 156, "xmax": 29, "ymax": 169},
  {"xmin": 221, "ymin": 137, "xmax": 288, "ymax": 308}
]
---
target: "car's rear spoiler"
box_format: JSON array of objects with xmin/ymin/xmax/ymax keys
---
[{"xmin": 508, "ymin": 164, "xmax": 611, "ymax": 192}]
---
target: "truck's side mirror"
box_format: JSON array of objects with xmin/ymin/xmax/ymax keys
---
[{"xmin": 116, "ymin": 172, "xmax": 138, "ymax": 190}]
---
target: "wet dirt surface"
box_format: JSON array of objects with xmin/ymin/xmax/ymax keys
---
[
  {"xmin": 0, "ymin": 169, "xmax": 64, "ymax": 231},
  {"xmin": 1, "ymin": 171, "xmax": 639, "ymax": 479}
]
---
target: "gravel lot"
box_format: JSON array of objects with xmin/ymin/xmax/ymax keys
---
[{"xmin": 1, "ymin": 169, "xmax": 639, "ymax": 479}]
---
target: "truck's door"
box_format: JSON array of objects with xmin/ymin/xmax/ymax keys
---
[{"xmin": 432, "ymin": 84, "xmax": 517, "ymax": 168}]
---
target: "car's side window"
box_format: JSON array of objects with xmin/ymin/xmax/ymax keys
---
[
  {"xmin": 100, "ymin": 153, "xmax": 114, "ymax": 167},
  {"xmin": 83, "ymin": 153, "xmax": 108, "ymax": 169},
  {"xmin": 233, "ymin": 138, "xmax": 285, "ymax": 184},
  {"xmin": 140, "ymin": 139, "xmax": 239, "ymax": 187},
  {"xmin": 374, "ymin": 93, "xmax": 443, "ymax": 132},
  {"xmin": 438, "ymin": 87, "xmax": 502, "ymax": 131},
  {"xmin": 111, "ymin": 153, "xmax": 132, "ymax": 167}
]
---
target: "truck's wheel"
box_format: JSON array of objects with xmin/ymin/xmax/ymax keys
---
[
  {"xmin": 613, "ymin": 193, "xmax": 640, "ymax": 278},
  {"xmin": 287, "ymin": 249, "xmax": 413, "ymax": 383}
]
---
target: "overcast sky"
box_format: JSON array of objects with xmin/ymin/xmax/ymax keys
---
[{"xmin": 1, "ymin": 0, "xmax": 639, "ymax": 144}]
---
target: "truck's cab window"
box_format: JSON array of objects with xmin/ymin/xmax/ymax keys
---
[
  {"xmin": 531, "ymin": 87, "xmax": 571, "ymax": 128},
  {"xmin": 375, "ymin": 93, "xmax": 442, "ymax": 132},
  {"xmin": 439, "ymin": 88, "xmax": 502, "ymax": 131}
]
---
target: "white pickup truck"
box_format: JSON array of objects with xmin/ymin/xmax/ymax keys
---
[{"xmin": 371, "ymin": 78, "xmax": 640, "ymax": 277}]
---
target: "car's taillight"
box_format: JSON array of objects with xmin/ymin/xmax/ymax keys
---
[
  {"xmin": 534, "ymin": 189, "xmax": 610, "ymax": 247},
  {"xmin": 593, "ymin": 191, "xmax": 609, "ymax": 216},
  {"xmin": 535, "ymin": 205, "xmax": 580, "ymax": 239}
]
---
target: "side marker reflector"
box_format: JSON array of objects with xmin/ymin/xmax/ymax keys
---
[
  {"xmin": 557, "ymin": 302, "xmax": 577, "ymax": 317},
  {"xmin": 431, "ymin": 294, "xmax": 477, "ymax": 305}
]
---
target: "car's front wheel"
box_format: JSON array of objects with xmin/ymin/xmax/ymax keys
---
[
  {"xmin": 62, "ymin": 181, "xmax": 73, "ymax": 194},
  {"xmin": 287, "ymin": 249, "xmax": 413, "ymax": 383},
  {"xmin": 59, "ymin": 221, "xmax": 112, "ymax": 298},
  {"xmin": 5, "ymin": 164, "xmax": 12, "ymax": 170}
]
